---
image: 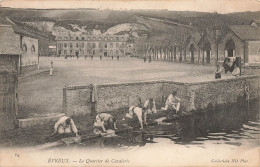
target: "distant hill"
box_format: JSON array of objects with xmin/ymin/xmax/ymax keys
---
[{"xmin": 1, "ymin": 7, "xmax": 259, "ymax": 37}]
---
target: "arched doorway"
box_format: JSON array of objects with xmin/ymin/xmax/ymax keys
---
[
  {"xmin": 75, "ymin": 50, "xmax": 79, "ymax": 57},
  {"xmin": 190, "ymin": 44, "xmax": 195, "ymax": 63},
  {"xmin": 225, "ymin": 39, "xmax": 235, "ymax": 57},
  {"xmin": 104, "ymin": 50, "xmax": 107, "ymax": 57},
  {"xmin": 204, "ymin": 42, "xmax": 211, "ymax": 63}
]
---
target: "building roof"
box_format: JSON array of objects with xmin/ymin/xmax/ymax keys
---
[
  {"xmin": 0, "ymin": 16, "xmax": 39, "ymax": 39},
  {"xmin": 0, "ymin": 17, "xmax": 12, "ymax": 25},
  {"xmin": 12, "ymin": 25, "xmax": 39, "ymax": 39},
  {"xmin": 0, "ymin": 25, "xmax": 22, "ymax": 55},
  {"xmin": 228, "ymin": 25, "xmax": 260, "ymax": 41},
  {"xmin": 1, "ymin": 17, "xmax": 55, "ymax": 40}
]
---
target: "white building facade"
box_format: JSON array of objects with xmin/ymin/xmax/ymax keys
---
[{"xmin": 56, "ymin": 33, "xmax": 129, "ymax": 57}]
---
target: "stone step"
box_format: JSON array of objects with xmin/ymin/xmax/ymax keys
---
[{"xmin": 18, "ymin": 113, "xmax": 65, "ymax": 128}]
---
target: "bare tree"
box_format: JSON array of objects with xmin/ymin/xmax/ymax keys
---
[{"xmin": 174, "ymin": 27, "xmax": 191, "ymax": 62}]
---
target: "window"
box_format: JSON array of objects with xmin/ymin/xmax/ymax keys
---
[
  {"xmin": 64, "ymin": 43, "xmax": 67, "ymax": 48},
  {"xmin": 76, "ymin": 43, "xmax": 79, "ymax": 48},
  {"xmin": 121, "ymin": 37, "xmax": 124, "ymax": 41},
  {"xmin": 64, "ymin": 50, "xmax": 67, "ymax": 55},
  {"xmin": 70, "ymin": 50, "xmax": 73, "ymax": 55},
  {"xmin": 116, "ymin": 43, "xmax": 119, "ymax": 48},
  {"xmin": 70, "ymin": 37, "xmax": 73, "ymax": 40},
  {"xmin": 87, "ymin": 37, "xmax": 90, "ymax": 41},
  {"xmin": 64, "ymin": 37, "xmax": 68, "ymax": 40},
  {"xmin": 70, "ymin": 43, "xmax": 73, "ymax": 48},
  {"xmin": 81, "ymin": 43, "xmax": 84, "ymax": 48},
  {"xmin": 93, "ymin": 37, "xmax": 96, "ymax": 41},
  {"xmin": 99, "ymin": 43, "xmax": 102, "ymax": 48},
  {"xmin": 31, "ymin": 45, "xmax": 35, "ymax": 52},
  {"xmin": 23, "ymin": 44, "xmax": 27, "ymax": 51},
  {"xmin": 104, "ymin": 43, "xmax": 107, "ymax": 48},
  {"xmin": 93, "ymin": 43, "xmax": 96, "ymax": 48},
  {"xmin": 81, "ymin": 50, "xmax": 84, "ymax": 54},
  {"xmin": 58, "ymin": 37, "xmax": 62, "ymax": 40},
  {"xmin": 116, "ymin": 37, "xmax": 119, "ymax": 41},
  {"xmin": 99, "ymin": 37, "xmax": 102, "ymax": 41},
  {"xmin": 110, "ymin": 37, "xmax": 113, "ymax": 41},
  {"xmin": 57, "ymin": 43, "xmax": 62, "ymax": 48},
  {"xmin": 110, "ymin": 50, "xmax": 113, "ymax": 55},
  {"xmin": 105, "ymin": 37, "xmax": 107, "ymax": 41},
  {"xmin": 116, "ymin": 50, "xmax": 119, "ymax": 54},
  {"xmin": 93, "ymin": 50, "xmax": 95, "ymax": 55},
  {"xmin": 110, "ymin": 43, "xmax": 113, "ymax": 48},
  {"xmin": 82, "ymin": 37, "xmax": 85, "ymax": 40},
  {"xmin": 87, "ymin": 43, "xmax": 91, "ymax": 48},
  {"xmin": 76, "ymin": 37, "xmax": 79, "ymax": 40}
]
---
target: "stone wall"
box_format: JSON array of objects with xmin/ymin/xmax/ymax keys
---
[
  {"xmin": 21, "ymin": 64, "xmax": 38, "ymax": 74},
  {"xmin": 21, "ymin": 36, "xmax": 38, "ymax": 66},
  {"xmin": 64, "ymin": 81, "xmax": 165, "ymax": 115},
  {"xmin": 248, "ymin": 41, "xmax": 260, "ymax": 64},
  {"xmin": 188, "ymin": 76, "xmax": 260, "ymax": 110},
  {"xmin": 97, "ymin": 81, "xmax": 165, "ymax": 112},
  {"xmin": 64, "ymin": 85, "xmax": 92, "ymax": 115},
  {"xmin": 0, "ymin": 55, "xmax": 18, "ymax": 73},
  {"xmin": 64, "ymin": 76, "xmax": 260, "ymax": 116}
]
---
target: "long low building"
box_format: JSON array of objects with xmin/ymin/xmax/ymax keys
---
[
  {"xmin": 55, "ymin": 33, "xmax": 129, "ymax": 57},
  {"xmin": 137, "ymin": 19, "xmax": 260, "ymax": 67}
]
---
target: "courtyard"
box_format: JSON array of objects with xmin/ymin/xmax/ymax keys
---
[{"xmin": 19, "ymin": 56, "xmax": 222, "ymax": 119}]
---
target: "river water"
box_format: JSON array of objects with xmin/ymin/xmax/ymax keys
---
[
  {"xmin": 74, "ymin": 99, "xmax": 260, "ymax": 151},
  {"xmin": 76, "ymin": 118, "xmax": 260, "ymax": 151},
  {"xmin": 40, "ymin": 100, "xmax": 259, "ymax": 166}
]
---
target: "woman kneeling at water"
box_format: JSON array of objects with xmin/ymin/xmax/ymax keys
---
[
  {"xmin": 94, "ymin": 113, "xmax": 117, "ymax": 133},
  {"xmin": 52, "ymin": 116, "xmax": 79, "ymax": 137}
]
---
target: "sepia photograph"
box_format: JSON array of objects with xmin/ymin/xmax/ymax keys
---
[{"xmin": 0, "ymin": 0, "xmax": 259, "ymax": 166}]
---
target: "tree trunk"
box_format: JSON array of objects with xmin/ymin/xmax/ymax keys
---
[
  {"xmin": 184, "ymin": 49, "xmax": 186, "ymax": 62},
  {"xmin": 174, "ymin": 47, "xmax": 177, "ymax": 62},
  {"xmin": 179, "ymin": 49, "xmax": 182, "ymax": 62},
  {"xmin": 202, "ymin": 49, "xmax": 205, "ymax": 65}
]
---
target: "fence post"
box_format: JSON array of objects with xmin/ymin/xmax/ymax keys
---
[{"xmin": 63, "ymin": 87, "xmax": 67, "ymax": 113}]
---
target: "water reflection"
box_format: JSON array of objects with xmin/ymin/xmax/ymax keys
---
[
  {"xmin": 70, "ymin": 119, "xmax": 259, "ymax": 151},
  {"xmin": 69, "ymin": 99, "xmax": 260, "ymax": 151}
]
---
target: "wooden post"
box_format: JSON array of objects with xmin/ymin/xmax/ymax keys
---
[{"xmin": 63, "ymin": 87, "xmax": 67, "ymax": 113}]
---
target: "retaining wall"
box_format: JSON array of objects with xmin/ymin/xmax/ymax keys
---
[
  {"xmin": 21, "ymin": 64, "xmax": 38, "ymax": 74},
  {"xmin": 63, "ymin": 76, "xmax": 260, "ymax": 116}
]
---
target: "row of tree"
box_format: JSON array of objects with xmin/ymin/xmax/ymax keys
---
[{"xmin": 134, "ymin": 13, "xmax": 229, "ymax": 63}]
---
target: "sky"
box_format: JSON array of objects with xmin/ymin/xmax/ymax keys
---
[{"xmin": 0, "ymin": 0, "xmax": 260, "ymax": 14}]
